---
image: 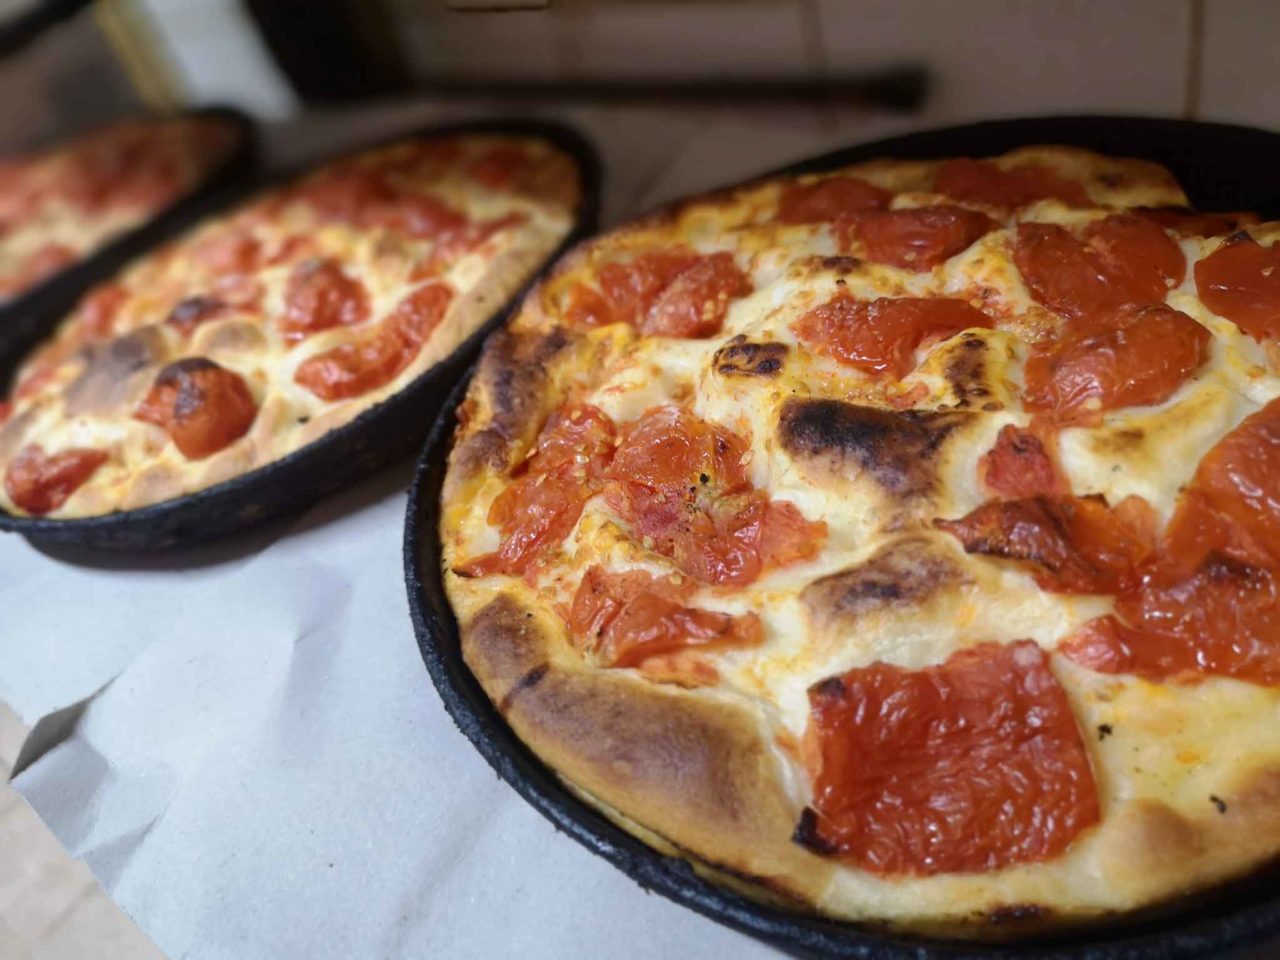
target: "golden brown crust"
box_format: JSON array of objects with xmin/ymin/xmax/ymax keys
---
[{"xmin": 463, "ymin": 594, "xmax": 834, "ymax": 902}]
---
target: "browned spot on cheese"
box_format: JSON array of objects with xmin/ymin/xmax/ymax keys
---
[
  {"xmin": 944, "ymin": 333, "xmax": 995, "ymax": 409},
  {"xmin": 713, "ymin": 335, "xmax": 787, "ymax": 378},
  {"xmin": 64, "ymin": 328, "xmax": 166, "ymax": 418},
  {"xmin": 777, "ymin": 397, "xmax": 971, "ymax": 500},
  {"xmin": 802, "ymin": 535, "xmax": 966, "ymax": 626},
  {"xmin": 986, "ymin": 903, "xmax": 1051, "ymax": 926}
]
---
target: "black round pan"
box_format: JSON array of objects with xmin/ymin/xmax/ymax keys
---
[
  {"xmin": 404, "ymin": 117, "xmax": 1280, "ymax": 959},
  {"xmin": 0, "ymin": 106, "xmax": 259, "ymax": 370},
  {"xmin": 0, "ymin": 118, "xmax": 600, "ymax": 550}
]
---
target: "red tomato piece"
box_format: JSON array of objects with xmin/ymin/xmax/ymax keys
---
[
  {"xmin": 4, "ymin": 444, "xmax": 109, "ymax": 515},
  {"xmin": 1194, "ymin": 234, "xmax": 1280, "ymax": 341},
  {"xmin": 280, "ymin": 258, "xmax": 370, "ymax": 343},
  {"xmin": 934, "ymin": 158, "xmax": 1091, "ymax": 211},
  {"xmin": 775, "ymin": 176, "xmax": 891, "ymax": 224},
  {"xmin": 603, "ymin": 406, "xmax": 825, "ymax": 585},
  {"xmin": 980, "ymin": 425, "xmax": 1065, "ymax": 499},
  {"xmin": 565, "ymin": 250, "xmax": 752, "ymax": 338},
  {"xmin": 1134, "ymin": 207, "xmax": 1260, "ymax": 238},
  {"xmin": 1015, "ymin": 216, "xmax": 1185, "ymax": 319},
  {"xmin": 791, "ymin": 293, "xmax": 994, "ymax": 379},
  {"xmin": 568, "ymin": 565, "xmax": 763, "ymax": 669},
  {"xmin": 457, "ymin": 405, "xmax": 618, "ymax": 578},
  {"xmin": 935, "ymin": 495, "xmax": 1154, "ymax": 595},
  {"xmin": 293, "ymin": 282, "xmax": 453, "ymax": 401},
  {"xmin": 191, "ymin": 229, "xmax": 262, "ymax": 276},
  {"xmin": 850, "ymin": 206, "xmax": 998, "ymax": 271},
  {"xmin": 1023, "ymin": 302, "xmax": 1210, "ymax": 421},
  {"xmin": 798, "ymin": 640, "xmax": 1099, "ymax": 876},
  {"xmin": 468, "ymin": 144, "xmax": 532, "ymax": 189},
  {"xmin": 1189, "ymin": 398, "xmax": 1280, "ymax": 563},
  {"xmin": 134, "ymin": 358, "xmax": 258, "ymax": 460}
]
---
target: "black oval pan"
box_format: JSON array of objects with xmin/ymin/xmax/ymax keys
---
[
  {"xmin": 0, "ymin": 118, "xmax": 600, "ymax": 550},
  {"xmin": 0, "ymin": 107, "xmax": 258, "ymax": 368},
  {"xmin": 405, "ymin": 117, "xmax": 1280, "ymax": 960}
]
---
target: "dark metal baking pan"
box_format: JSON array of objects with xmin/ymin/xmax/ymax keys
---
[
  {"xmin": 0, "ymin": 106, "xmax": 258, "ymax": 367},
  {"xmin": 404, "ymin": 117, "xmax": 1280, "ymax": 959},
  {"xmin": 0, "ymin": 118, "xmax": 600, "ymax": 550}
]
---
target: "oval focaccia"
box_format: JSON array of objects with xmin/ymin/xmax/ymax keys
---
[
  {"xmin": 439, "ymin": 144, "xmax": 1280, "ymax": 937},
  {"xmin": 0, "ymin": 132, "xmax": 582, "ymax": 517}
]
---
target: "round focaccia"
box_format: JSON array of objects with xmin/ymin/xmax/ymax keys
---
[
  {"xmin": 0, "ymin": 132, "xmax": 581, "ymax": 517},
  {"xmin": 439, "ymin": 145, "xmax": 1280, "ymax": 938},
  {"xmin": 0, "ymin": 115, "xmax": 242, "ymax": 303}
]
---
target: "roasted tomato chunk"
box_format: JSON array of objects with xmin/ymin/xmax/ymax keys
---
[
  {"xmin": 980, "ymin": 425, "xmax": 1064, "ymax": 499},
  {"xmin": 775, "ymin": 176, "xmax": 890, "ymax": 224},
  {"xmin": 72, "ymin": 283, "xmax": 130, "ymax": 341},
  {"xmin": 850, "ymin": 206, "xmax": 998, "ymax": 271},
  {"xmin": 1014, "ymin": 216, "xmax": 1184, "ymax": 319},
  {"xmin": 1023, "ymin": 302, "xmax": 1209, "ymax": 420},
  {"xmin": 457, "ymin": 405, "xmax": 618, "ymax": 578},
  {"xmin": 280, "ymin": 258, "xmax": 371, "ymax": 343},
  {"xmin": 564, "ymin": 249, "xmax": 752, "ymax": 338},
  {"xmin": 797, "ymin": 640, "xmax": 1098, "ymax": 876},
  {"xmin": 603, "ymin": 405, "xmax": 825, "ymax": 585},
  {"xmin": 1134, "ymin": 206, "xmax": 1259, "ymax": 238},
  {"xmin": 4, "ymin": 444, "xmax": 109, "ymax": 514},
  {"xmin": 934, "ymin": 158, "xmax": 1091, "ymax": 211},
  {"xmin": 135, "ymin": 358, "xmax": 257, "ymax": 459},
  {"xmin": 294, "ymin": 282, "xmax": 452, "ymax": 401},
  {"xmin": 936, "ymin": 495, "xmax": 1154, "ymax": 594},
  {"xmin": 791, "ymin": 293, "xmax": 993, "ymax": 379},
  {"xmin": 1194, "ymin": 234, "xmax": 1280, "ymax": 341},
  {"xmin": 568, "ymin": 565, "xmax": 763, "ymax": 669}
]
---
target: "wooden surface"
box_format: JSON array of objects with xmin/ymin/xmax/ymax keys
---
[{"xmin": 0, "ymin": 701, "xmax": 163, "ymax": 960}]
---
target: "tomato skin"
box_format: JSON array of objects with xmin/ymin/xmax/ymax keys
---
[
  {"xmin": 1194, "ymin": 235, "xmax": 1280, "ymax": 341},
  {"xmin": 935, "ymin": 158, "xmax": 1091, "ymax": 211},
  {"xmin": 279, "ymin": 258, "xmax": 370, "ymax": 343},
  {"xmin": 568, "ymin": 565, "xmax": 763, "ymax": 669},
  {"xmin": 1134, "ymin": 206, "xmax": 1259, "ymax": 238},
  {"xmin": 191, "ymin": 229, "xmax": 261, "ymax": 276},
  {"xmin": 936, "ymin": 495, "xmax": 1154, "ymax": 595},
  {"xmin": 1189, "ymin": 398, "xmax": 1280, "ymax": 563},
  {"xmin": 134, "ymin": 358, "xmax": 258, "ymax": 460},
  {"xmin": 457, "ymin": 405, "xmax": 618, "ymax": 579},
  {"xmin": 1015, "ymin": 216, "xmax": 1185, "ymax": 319},
  {"xmin": 980, "ymin": 425, "xmax": 1064, "ymax": 499},
  {"xmin": 299, "ymin": 165, "xmax": 469, "ymax": 240},
  {"xmin": 775, "ymin": 176, "xmax": 890, "ymax": 224},
  {"xmin": 565, "ymin": 250, "xmax": 752, "ymax": 338},
  {"xmin": 294, "ymin": 282, "xmax": 453, "ymax": 401},
  {"xmin": 850, "ymin": 206, "xmax": 998, "ymax": 271},
  {"xmin": 1023, "ymin": 302, "xmax": 1210, "ymax": 421},
  {"xmin": 5, "ymin": 445, "xmax": 109, "ymax": 514},
  {"xmin": 800, "ymin": 640, "xmax": 1098, "ymax": 876},
  {"xmin": 603, "ymin": 406, "xmax": 825, "ymax": 586},
  {"xmin": 791, "ymin": 293, "xmax": 994, "ymax": 379}
]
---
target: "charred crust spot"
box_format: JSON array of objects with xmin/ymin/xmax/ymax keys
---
[
  {"xmin": 777, "ymin": 398, "xmax": 970, "ymax": 499},
  {"xmin": 987, "ymin": 903, "xmax": 1050, "ymax": 925},
  {"xmin": 792, "ymin": 807, "xmax": 839, "ymax": 856},
  {"xmin": 819, "ymin": 255, "xmax": 861, "ymax": 273},
  {"xmin": 1210, "ymin": 795, "xmax": 1228, "ymax": 814},
  {"xmin": 944, "ymin": 335, "xmax": 993, "ymax": 408},
  {"xmin": 713, "ymin": 335, "xmax": 787, "ymax": 378},
  {"xmin": 1225, "ymin": 229, "xmax": 1254, "ymax": 246},
  {"xmin": 1097, "ymin": 724, "xmax": 1114, "ymax": 741},
  {"xmin": 802, "ymin": 536, "xmax": 965, "ymax": 624},
  {"xmin": 499, "ymin": 662, "xmax": 550, "ymax": 714},
  {"xmin": 64, "ymin": 328, "xmax": 166, "ymax": 417},
  {"xmin": 1098, "ymin": 172, "xmax": 1125, "ymax": 188}
]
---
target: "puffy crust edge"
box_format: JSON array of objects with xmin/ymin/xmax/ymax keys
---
[{"xmin": 460, "ymin": 592, "xmax": 835, "ymax": 905}]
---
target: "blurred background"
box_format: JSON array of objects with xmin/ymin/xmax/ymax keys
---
[{"xmin": 0, "ymin": 0, "xmax": 1272, "ymax": 154}]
